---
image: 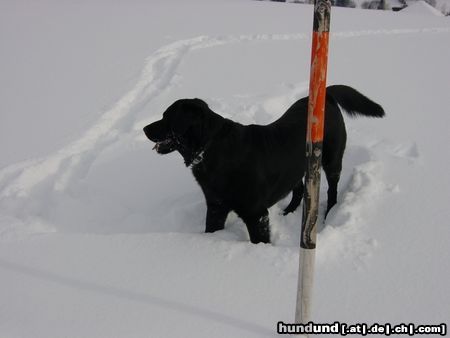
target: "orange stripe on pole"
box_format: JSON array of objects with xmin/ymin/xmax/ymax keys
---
[{"xmin": 307, "ymin": 31, "xmax": 329, "ymax": 143}]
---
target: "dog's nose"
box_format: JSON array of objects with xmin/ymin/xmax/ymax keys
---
[{"xmin": 143, "ymin": 125, "xmax": 152, "ymax": 139}]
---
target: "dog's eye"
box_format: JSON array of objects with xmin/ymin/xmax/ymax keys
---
[{"xmin": 170, "ymin": 131, "xmax": 178, "ymax": 141}]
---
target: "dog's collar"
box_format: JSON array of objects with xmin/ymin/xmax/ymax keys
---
[
  {"xmin": 185, "ymin": 148, "xmax": 205, "ymax": 168},
  {"xmin": 190, "ymin": 150, "xmax": 205, "ymax": 167}
]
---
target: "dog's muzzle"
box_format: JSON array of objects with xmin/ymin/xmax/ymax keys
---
[{"xmin": 152, "ymin": 138, "xmax": 177, "ymax": 154}]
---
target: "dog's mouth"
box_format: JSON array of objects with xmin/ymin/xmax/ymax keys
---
[{"xmin": 153, "ymin": 138, "xmax": 177, "ymax": 154}]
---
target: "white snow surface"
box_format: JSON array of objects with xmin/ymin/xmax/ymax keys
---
[
  {"xmin": 400, "ymin": 0, "xmax": 445, "ymax": 16},
  {"xmin": 1, "ymin": 1, "xmax": 449, "ymax": 337}
]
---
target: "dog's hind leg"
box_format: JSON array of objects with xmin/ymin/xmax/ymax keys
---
[
  {"xmin": 324, "ymin": 171, "xmax": 341, "ymax": 217},
  {"xmin": 241, "ymin": 209, "xmax": 270, "ymax": 244},
  {"xmin": 205, "ymin": 200, "xmax": 230, "ymax": 233},
  {"xmin": 323, "ymin": 124, "xmax": 345, "ymax": 218},
  {"xmin": 283, "ymin": 181, "xmax": 304, "ymax": 215}
]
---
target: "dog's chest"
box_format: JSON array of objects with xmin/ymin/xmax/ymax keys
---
[{"xmin": 190, "ymin": 151, "xmax": 225, "ymax": 194}]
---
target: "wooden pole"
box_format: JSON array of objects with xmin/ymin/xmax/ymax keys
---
[{"xmin": 295, "ymin": 0, "xmax": 331, "ymax": 330}]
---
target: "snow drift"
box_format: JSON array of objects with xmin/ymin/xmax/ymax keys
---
[{"xmin": 1, "ymin": 1, "xmax": 449, "ymax": 337}]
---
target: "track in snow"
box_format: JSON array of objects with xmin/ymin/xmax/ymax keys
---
[{"xmin": 0, "ymin": 28, "xmax": 445, "ymax": 253}]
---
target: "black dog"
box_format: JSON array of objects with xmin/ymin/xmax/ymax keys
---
[{"xmin": 143, "ymin": 85, "xmax": 384, "ymax": 244}]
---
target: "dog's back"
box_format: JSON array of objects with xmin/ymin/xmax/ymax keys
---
[{"xmin": 199, "ymin": 86, "xmax": 384, "ymax": 213}]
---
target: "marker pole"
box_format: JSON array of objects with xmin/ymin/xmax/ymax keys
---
[{"xmin": 295, "ymin": 0, "xmax": 331, "ymax": 330}]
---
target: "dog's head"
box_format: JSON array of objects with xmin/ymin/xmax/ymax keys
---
[{"xmin": 143, "ymin": 99, "xmax": 211, "ymax": 164}]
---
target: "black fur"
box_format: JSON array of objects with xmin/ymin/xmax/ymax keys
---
[{"xmin": 143, "ymin": 85, "xmax": 384, "ymax": 244}]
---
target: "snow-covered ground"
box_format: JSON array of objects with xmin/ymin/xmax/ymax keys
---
[
  {"xmin": 1, "ymin": 1, "xmax": 449, "ymax": 337},
  {"xmin": 400, "ymin": 0, "xmax": 445, "ymax": 16}
]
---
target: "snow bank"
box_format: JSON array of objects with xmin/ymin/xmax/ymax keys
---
[
  {"xmin": 1, "ymin": 1, "xmax": 450, "ymax": 337},
  {"xmin": 400, "ymin": 0, "xmax": 445, "ymax": 16}
]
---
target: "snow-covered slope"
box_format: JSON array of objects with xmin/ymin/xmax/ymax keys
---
[
  {"xmin": 1, "ymin": 1, "xmax": 449, "ymax": 337},
  {"xmin": 400, "ymin": 0, "xmax": 445, "ymax": 16}
]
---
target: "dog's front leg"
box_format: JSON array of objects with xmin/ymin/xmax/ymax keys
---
[
  {"xmin": 205, "ymin": 200, "xmax": 229, "ymax": 233},
  {"xmin": 242, "ymin": 209, "xmax": 271, "ymax": 244}
]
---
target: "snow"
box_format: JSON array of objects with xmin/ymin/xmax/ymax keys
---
[
  {"xmin": 1, "ymin": 1, "xmax": 450, "ymax": 337},
  {"xmin": 435, "ymin": 0, "xmax": 450, "ymax": 15},
  {"xmin": 400, "ymin": 0, "xmax": 445, "ymax": 16}
]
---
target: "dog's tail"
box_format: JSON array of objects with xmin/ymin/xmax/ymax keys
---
[{"xmin": 327, "ymin": 85, "xmax": 385, "ymax": 118}]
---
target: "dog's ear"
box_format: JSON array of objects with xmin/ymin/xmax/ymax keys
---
[{"xmin": 173, "ymin": 99, "xmax": 209, "ymax": 145}]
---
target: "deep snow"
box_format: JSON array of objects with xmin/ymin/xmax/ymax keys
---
[
  {"xmin": 1, "ymin": 1, "xmax": 449, "ymax": 337},
  {"xmin": 400, "ymin": 0, "xmax": 445, "ymax": 16}
]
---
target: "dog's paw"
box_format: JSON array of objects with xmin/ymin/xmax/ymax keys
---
[{"xmin": 282, "ymin": 208, "xmax": 295, "ymax": 216}]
